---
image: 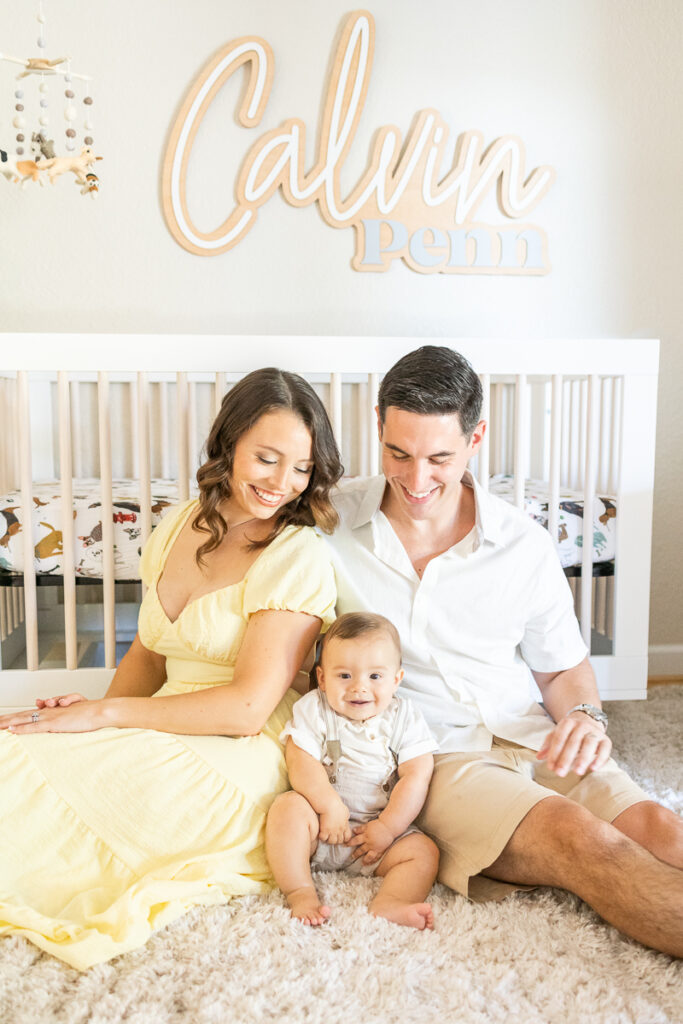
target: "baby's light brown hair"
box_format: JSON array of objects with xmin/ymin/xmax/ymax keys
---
[{"xmin": 320, "ymin": 612, "xmax": 402, "ymax": 664}]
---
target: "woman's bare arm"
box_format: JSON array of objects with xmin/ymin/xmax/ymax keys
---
[
  {"xmin": 104, "ymin": 633, "xmax": 167, "ymax": 698},
  {"xmin": 0, "ymin": 610, "xmax": 321, "ymax": 737}
]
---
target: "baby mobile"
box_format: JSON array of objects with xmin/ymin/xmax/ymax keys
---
[{"xmin": 0, "ymin": 0, "xmax": 102, "ymax": 196}]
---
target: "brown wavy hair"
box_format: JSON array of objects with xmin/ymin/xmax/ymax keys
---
[{"xmin": 193, "ymin": 368, "xmax": 343, "ymax": 564}]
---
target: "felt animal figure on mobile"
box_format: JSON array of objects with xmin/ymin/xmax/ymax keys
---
[
  {"xmin": 79, "ymin": 171, "xmax": 98, "ymax": 198},
  {"xmin": 42, "ymin": 145, "xmax": 101, "ymax": 185},
  {"xmin": 31, "ymin": 132, "xmax": 56, "ymax": 161},
  {"xmin": 14, "ymin": 55, "xmax": 68, "ymax": 78},
  {"xmin": 0, "ymin": 147, "xmax": 44, "ymax": 186}
]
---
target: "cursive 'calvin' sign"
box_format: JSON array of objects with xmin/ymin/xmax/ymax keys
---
[{"xmin": 162, "ymin": 10, "xmax": 556, "ymax": 275}]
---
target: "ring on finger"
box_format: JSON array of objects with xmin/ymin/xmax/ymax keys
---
[{"xmin": 31, "ymin": 711, "xmax": 39, "ymax": 723}]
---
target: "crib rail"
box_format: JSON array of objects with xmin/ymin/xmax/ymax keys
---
[{"xmin": 0, "ymin": 336, "xmax": 659, "ymax": 702}]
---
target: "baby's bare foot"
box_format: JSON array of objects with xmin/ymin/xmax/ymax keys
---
[
  {"xmin": 370, "ymin": 898, "xmax": 434, "ymax": 930},
  {"xmin": 286, "ymin": 886, "xmax": 331, "ymax": 926}
]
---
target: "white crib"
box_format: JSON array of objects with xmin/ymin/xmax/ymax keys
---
[{"xmin": 0, "ymin": 335, "xmax": 659, "ymax": 704}]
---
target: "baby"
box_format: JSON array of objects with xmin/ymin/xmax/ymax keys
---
[{"xmin": 266, "ymin": 611, "xmax": 440, "ymax": 930}]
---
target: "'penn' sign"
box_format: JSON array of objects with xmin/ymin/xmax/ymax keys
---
[{"xmin": 162, "ymin": 11, "xmax": 555, "ymax": 275}]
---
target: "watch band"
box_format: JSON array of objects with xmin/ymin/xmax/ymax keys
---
[{"xmin": 566, "ymin": 703, "xmax": 608, "ymax": 731}]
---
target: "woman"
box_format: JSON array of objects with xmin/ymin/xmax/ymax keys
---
[{"xmin": 0, "ymin": 368, "xmax": 342, "ymax": 970}]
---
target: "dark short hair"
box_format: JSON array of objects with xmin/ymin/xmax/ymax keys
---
[
  {"xmin": 194, "ymin": 368, "xmax": 343, "ymax": 564},
  {"xmin": 378, "ymin": 345, "xmax": 483, "ymax": 438},
  {"xmin": 321, "ymin": 611, "xmax": 401, "ymax": 663}
]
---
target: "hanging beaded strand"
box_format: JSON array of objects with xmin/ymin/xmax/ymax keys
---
[
  {"xmin": 36, "ymin": 0, "xmax": 50, "ymax": 142},
  {"xmin": 64, "ymin": 59, "xmax": 76, "ymax": 151},
  {"xmin": 14, "ymin": 84, "xmax": 25, "ymax": 154},
  {"xmin": 83, "ymin": 80, "xmax": 94, "ymax": 149}
]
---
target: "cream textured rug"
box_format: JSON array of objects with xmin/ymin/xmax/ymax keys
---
[{"xmin": 0, "ymin": 687, "xmax": 681, "ymax": 1024}]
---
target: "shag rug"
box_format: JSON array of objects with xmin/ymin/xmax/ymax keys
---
[{"xmin": 0, "ymin": 687, "xmax": 681, "ymax": 1024}]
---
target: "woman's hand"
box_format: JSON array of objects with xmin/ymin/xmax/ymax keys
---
[
  {"xmin": 0, "ymin": 700, "xmax": 108, "ymax": 735},
  {"xmin": 349, "ymin": 819, "xmax": 395, "ymax": 864},
  {"xmin": 35, "ymin": 693, "xmax": 87, "ymax": 709}
]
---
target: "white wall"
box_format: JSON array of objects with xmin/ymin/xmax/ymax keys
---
[{"xmin": 1, "ymin": 0, "xmax": 681, "ymax": 657}]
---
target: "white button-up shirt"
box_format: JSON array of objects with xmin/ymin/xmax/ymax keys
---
[{"xmin": 323, "ymin": 473, "xmax": 588, "ymax": 753}]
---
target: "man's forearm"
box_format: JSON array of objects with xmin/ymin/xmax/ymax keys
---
[{"xmin": 535, "ymin": 657, "xmax": 603, "ymax": 724}]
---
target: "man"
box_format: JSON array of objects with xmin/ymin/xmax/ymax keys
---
[{"xmin": 325, "ymin": 345, "xmax": 683, "ymax": 956}]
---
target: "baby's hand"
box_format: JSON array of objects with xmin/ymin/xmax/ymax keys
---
[
  {"xmin": 349, "ymin": 819, "xmax": 395, "ymax": 864},
  {"xmin": 318, "ymin": 798, "xmax": 352, "ymax": 845}
]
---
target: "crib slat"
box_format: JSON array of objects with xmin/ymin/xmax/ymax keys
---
[
  {"xmin": 367, "ymin": 373, "xmax": 380, "ymax": 475},
  {"xmin": 330, "ymin": 373, "xmax": 343, "ymax": 448},
  {"xmin": 177, "ymin": 372, "xmax": 190, "ymax": 502},
  {"xmin": 18, "ymin": 371, "xmax": 39, "ymax": 671},
  {"xmin": 58, "ymin": 372, "xmax": 78, "ymax": 670},
  {"xmin": 609, "ymin": 377, "xmax": 621, "ymax": 495},
  {"xmin": 128, "ymin": 380, "xmax": 139, "ymax": 479},
  {"xmin": 137, "ymin": 373, "xmax": 152, "ymax": 598},
  {"xmin": 0, "ymin": 380, "xmax": 8, "ymax": 493},
  {"xmin": 189, "ymin": 381, "xmax": 198, "ymax": 484},
  {"xmin": 0, "ymin": 590, "xmax": 7, "ymax": 643},
  {"xmin": 578, "ymin": 378, "xmax": 587, "ymax": 489},
  {"xmin": 514, "ymin": 375, "xmax": 527, "ymax": 509},
  {"xmin": 548, "ymin": 374, "xmax": 563, "ymax": 550},
  {"xmin": 215, "ymin": 372, "xmax": 226, "ymax": 418},
  {"xmin": 70, "ymin": 380, "xmax": 83, "ymax": 480},
  {"xmin": 159, "ymin": 382, "xmax": 170, "ymax": 480},
  {"xmin": 491, "ymin": 382, "xmax": 503, "ymax": 476},
  {"xmin": 97, "ymin": 373, "xmax": 116, "ymax": 670},
  {"xmin": 477, "ymin": 374, "xmax": 490, "ymax": 490},
  {"xmin": 580, "ymin": 375, "xmax": 599, "ymax": 647}
]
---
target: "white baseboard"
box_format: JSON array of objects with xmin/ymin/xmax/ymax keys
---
[{"xmin": 648, "ymin": 644, "xmax": 683, "ymax": 677}]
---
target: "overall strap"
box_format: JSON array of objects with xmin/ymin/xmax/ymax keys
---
[
  {"xmin": 317, "ymin": 689, "xmax": 342, "ymax": 780},
  {"xmin": 388, "ymin": 697, "xmax": 410, "ymax": 765}
]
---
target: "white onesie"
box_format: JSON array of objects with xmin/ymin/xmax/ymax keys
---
[{"xmin": 281, "ymin": 689, "xmax": 438, "ymax": 876}]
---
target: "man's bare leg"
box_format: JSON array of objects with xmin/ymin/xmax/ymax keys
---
[
  {"xmin": 369, "ymin": 833, "xmax": 439, "ymax": 930},
  {"xmin": 612, "ymin": 800, "xmax": 683, "ymax": 868},
  {"xmin": 266, "ymin": 791, "xmax": 330, "ymax": 926},
  {"xmin": 483, "ymin": 796, "xmax": 683, "ymax": 957}
]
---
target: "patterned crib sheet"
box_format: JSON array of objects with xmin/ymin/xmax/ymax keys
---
[
  {"xmin": 0, "ymin": 480, "xmax": 193, "ymax": 580},
  {"xmin": 0, "ymin": 476, "xmax": 615, "ymax": 579},
  {"xmin": 489, "ymin": 475, "xmax": 616, "ymax": 569}
]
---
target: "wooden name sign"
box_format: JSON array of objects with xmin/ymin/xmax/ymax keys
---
[{"xmin": 162, "ymin": 11, "xmax": 555, "ymax": 275}]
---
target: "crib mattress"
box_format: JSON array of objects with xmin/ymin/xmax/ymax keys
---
[
  {"xmin": 489, "ymin": 474, "xmax": 616, "ymax": 569},
  {"xmin": 0, "ymin": 476, "xmax": 616, "ymax": 579},
  {"xmin": 0, "ymin": 480, "xmax": 188, "ymax": 581}
]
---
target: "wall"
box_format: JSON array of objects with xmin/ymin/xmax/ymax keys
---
[{"xmin": 1, "ymin": 0, "xmax": 681, "ymax": 664}]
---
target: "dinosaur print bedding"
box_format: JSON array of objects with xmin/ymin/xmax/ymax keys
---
[{"xmin": 0, "ymin": 476, "xmax": 616, "ymax": 580}]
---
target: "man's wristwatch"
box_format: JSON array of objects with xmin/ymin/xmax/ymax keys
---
[{"xmin": 566, "ymin": 703, "xmax": 608, "ymax": 732}]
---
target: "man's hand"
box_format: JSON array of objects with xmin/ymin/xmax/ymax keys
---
[
  {"xmin": 537, "ymin": 710, "xmax": 612, "ymax": 777},
  {"xmin": 348, "ymin": 818, "xmax": 395, "ymax": 864},
  {"xmin": 318, "ymin": 797, "xmax": 352, "ymax": 844}
]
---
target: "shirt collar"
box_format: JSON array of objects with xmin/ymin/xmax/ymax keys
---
[
  {"xmin": 352, "ymin": 470, "xmax": 506, "ymax": 549},
  {"xmin": 352, "ymin": 475, "xmax": 387, "ymax": 529}
]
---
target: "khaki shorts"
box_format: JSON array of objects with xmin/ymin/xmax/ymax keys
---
[{"xmin": 417, "ymin": 739, "xmax": 648, "ymax": 902}]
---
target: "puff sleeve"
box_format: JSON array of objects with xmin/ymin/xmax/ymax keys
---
[
  {"xmin": 242, "ymin": 526, "xmax": 336, "ymax": 630},
  {"xmin": 138, "ymin": 500, "xmax": 197, "ymax": 587}
]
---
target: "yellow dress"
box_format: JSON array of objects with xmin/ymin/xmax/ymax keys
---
[{"xmin": 0, "ymin": 500, "xmax": 335, "ymax": 970}]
